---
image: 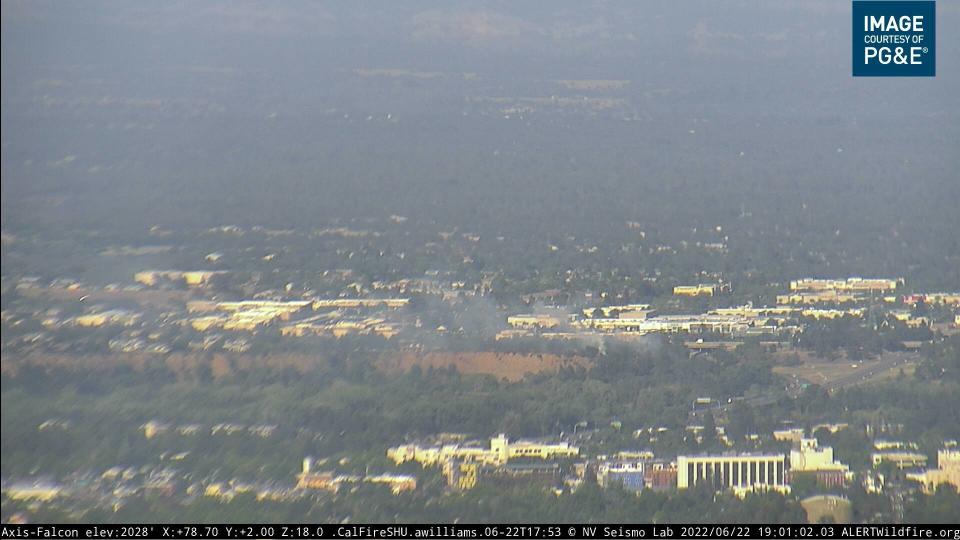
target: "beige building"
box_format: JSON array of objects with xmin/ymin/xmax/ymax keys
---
[
  {"xmin": 296, "ymin": 457, "xmax": 417, "ymax": 495},
  {"xmin": 187, "ymin": 300, "xmax": 317, "ymax": 333},
  {"xmin": 790, "ymin": 439, "xmax": 850, "ymax": 473},
  {"xmin": 773, "ymin": 428, "xmax": 805, "ymax": 443},
  {"xmin": 907, "ymin": 449, "xmax": 960, "ymax": 494},
  {"xmin": 4, "ymin": 483, "xmax": 62, "ymax": 502},
  {"xmin": 280, "ymin": 317, "xmax": 397, "ymax": 339},
  {"xmin": 712, "ymin": 306, "xmax": 797, "ymax": 318},
  {"xmin": 134, "ymin": 270, "xmax": 226, "ymax": 287},
  {"xmin": 586, "ymin": 304, "xmax": 652, "ymax": 318},
  {"xmin": 507, "ymin": 314, "xmax": 566, "ymax": 329},
  {"xmin": 583, "ymin": 314, "xmax": 755, "ymax": 335},
  {"xmin": 74, "ymin": 310, "xmax": 140, "ymax": 327},
  {"xmin": 778, "ymin": 292, "xmax": 857, "ymax": 305},
  {"xmin": 674, "ymin": 284, "xmax": 719, "ymax": 297},
  {"xmin": 922, "ymin": 293, "xmax": 960, "ymax": 306},
  {"xmin": 581, "ymin": 317, "xmax": 656, "ymax": 332},
  {"xmin": 678, "ymin": 454, "xmax": 788, "ymax": 494},
  {"xmin": 141, "ymin": 420, "xmax": 169, "ymax": 439},
  {"xmin": 312, "ymin": 298, "xmax": 409, "ymax": 309},
  {"xmin": 790, "ymin": 278, "xmax": 900, "ymax": 293},
  {"xmin": 802, "ymin": 308, "xmax": 864, "ymax": 320},
  {"xmin": 365, "ymin": 474, "xmax": 417, "ymax": 494},
  {"xmin": 872, "ymin": 451, "xmax": 928, "ymax": 469},
  {"xmin": 388, "ymin": 434, "xmax": 578, "ymax": 468},
  {"xmin": 189, "ymin": 316, "xmax": 226, "ymax": 332}
]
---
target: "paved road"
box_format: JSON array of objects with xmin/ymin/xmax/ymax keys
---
[
  {"xmin": 821, "ymin": 351, "xmax": 919, "ymax": 391},
  {"xmin": 699, "ymin": 351, "xmax": 920, "ymax": 415}
]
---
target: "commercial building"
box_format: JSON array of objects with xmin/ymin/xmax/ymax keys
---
[
  {"xmin": 597, "ymin": 460, "xmax": 646, "ymax": 492},
  {"xmin": 507, "ymin": 314, "xmax": 566, "ymax": 330},
  {"xmin": 903, "ymin": 293, "xmax": 960, "ymax": 306},
  {"xmin": 280, "ymin": 317, "xmax": 398, "ymax": 339},
  {"xmin": 677, "ymin": 454, "xmax": 788, "ymax": 494},
  {"xmin": 296, "ymin": 469, "xmax": 339, "ymax": 492},
  {"xmin": 790, "ymin": 278, "xmax": 900, "ymax": 293},
  {"xmin": 773, "ymin": 428, "xmax": 805, "ymax": 443},
  {"xmin": 187, "ymin": 300, "xmax": 313, "ymax": 332},
  {"xmin": 297, "ymin": 458, "xmax": 416, "ymax": 494},
  {"xmin": 581, "ymin": 314, "xmax": 756, "ymax": 335},
  {"xmin": 189, "ymin": 316, "xmax": 225, "ymax": 332},
  {"xmin": 141, "ymin": 420, "xmax": 169, "ymax": 439},
  {"xmin": 777, "ymin": 292, "xmax": 857, "ymax": 305},
  {"xmin": 788, "ymin": 438, "xmax": 852, "ymax": 488},
  {"xmin": 580, "ymin": 316, "xmax": 658, "ymax": 332},
  {"xmin": 445, "ymin": 461, "xmax": 481, "ymax": 490},
  {"xmin": 134, "ymin": 270, "xmax": 226, "ymax": 287},
  {"xmin": 311, "ymin": 298, "xmax": 409, "ymax": 309},
  {"xmin": 801, "ymin": 308, "xmax": 864, "ymax": 320},
  {"xmin": 644, "ymin": 463, "xmax": 678, "ymax": 491},
  {"xmin": 585, "ymin": 304, "xmax": 653, "ymax": 318},
  {"xmin": 3, "ymin": 483, "xmax": 63, "ymax": 502},
  {"xmin": 871, "ymin": 452, "xmax": 928, "ymax": 469},
  {"xmin": 364, "ymin": 474, "xmax": 417, "ymax": 494},
  {"xmin": 74, "ymin": 309, "xmax": 140, "ymax": 327},
  {"xmin": 389, "ymin": 434, "xmax": 578, "ymax": 491},
  {"xmin": 209, "ymin": 300, "xmax": 311, "ymax": 318},
  {"xmin": 505, "ymin": 435, "xmax": 580, "ymax": 460},
  {"xmin": 789, "ymin": 439, "xmax": 849, "ymax": 473},
  {"xmin": 907, "ymin": 449, "xmax": 960, "ymax": 493},
  {"xmin": 873, "ymin": 440, "xmax": 918, "ymax": 451},
  {"xmin": 711, "ymin": 305, "xmax": 797, "ymax": 319},
  {"xmin": 674, "ymin": 284, "xmax": 721, "ymax": 297},
  {"xmin": 388, "ymin": 434, "xmax": 579, "ymax": 468}
]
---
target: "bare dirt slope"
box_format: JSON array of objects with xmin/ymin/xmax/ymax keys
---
[{"xmin": 377, "ymin": 351, "xmax": 588, "ymax": 381}]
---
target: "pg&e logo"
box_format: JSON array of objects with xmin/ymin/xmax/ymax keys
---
[{"xmin": 853, "ymin": 1, "xmax": 935, "ymax": 76}]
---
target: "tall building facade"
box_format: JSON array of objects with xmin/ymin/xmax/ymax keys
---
[{"xmin": 677, "ymin": 454, "xmax": 787, "ymax": 491}]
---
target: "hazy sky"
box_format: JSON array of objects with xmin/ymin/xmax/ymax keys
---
[
  {"xmin": 2, "ymin": 1, "xmax": 957, "ymax": 233},
  {"xmin": 4, "ymin": 1, "xmax": 957, "ymax": 101}
]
